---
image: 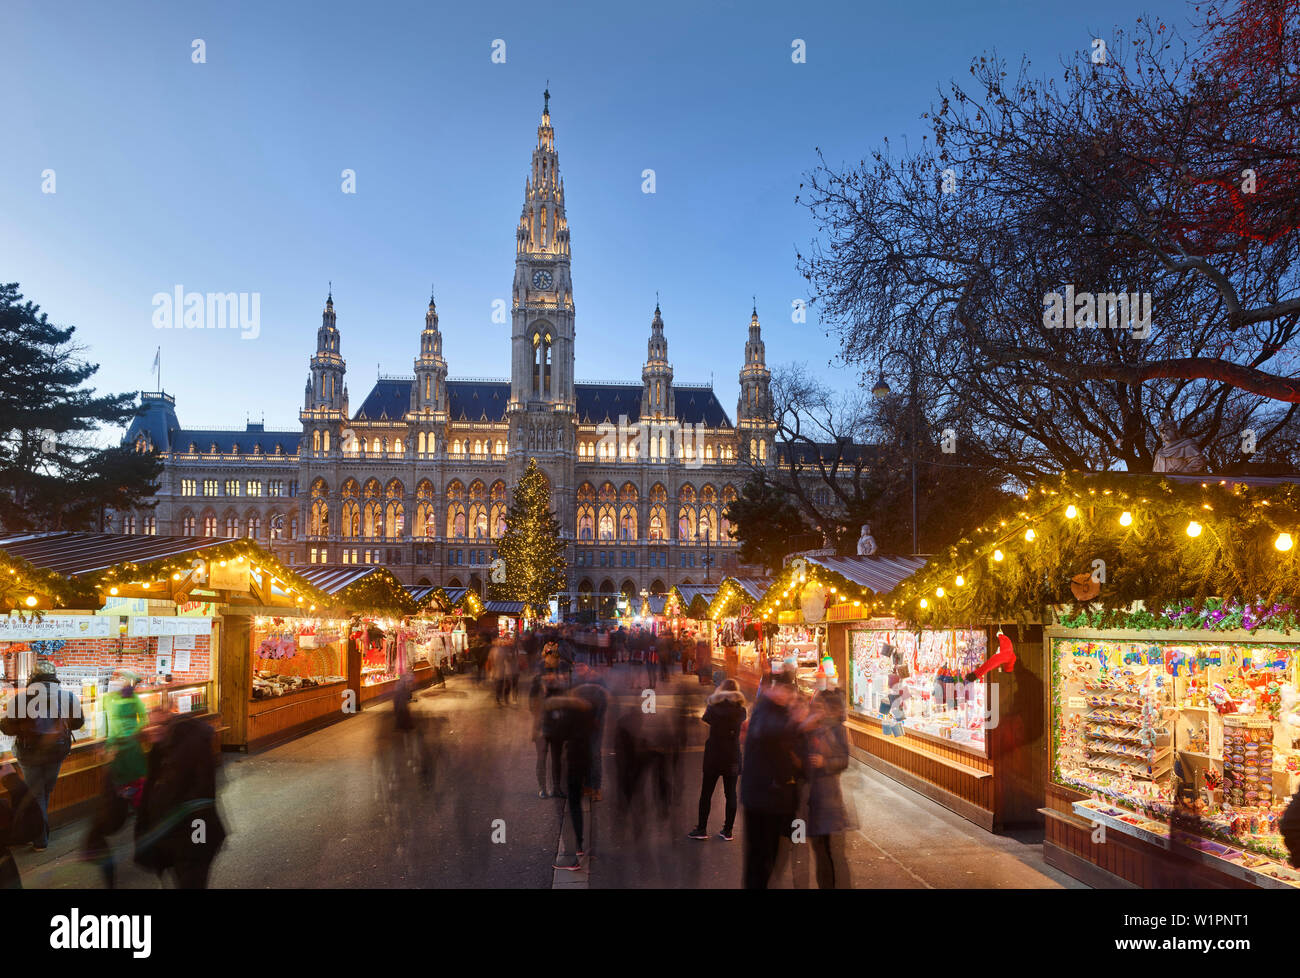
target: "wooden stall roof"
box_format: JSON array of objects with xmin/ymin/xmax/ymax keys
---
[
  {"xmin": 0, "ymin": 531, "xmax": 330, "ymax": 610},
  {"xmin": 802, "ymin": 554, "xmax": 929, "ymax": 594},
  {"xmin": 405, "ymin": 583, "xmax": 440, "ymax": 605},
  {"xmin": 483, "ymin": 600, "xmax": 527, "ymax": 615},
  {"xmin": 707, "ymin": 576, "xmax": 773, "ymax": 620}
]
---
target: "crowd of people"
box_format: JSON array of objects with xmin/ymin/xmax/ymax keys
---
[
  {"xmin": 1, "ymin": 663, "xmax": 224, "ymax": 889},
  {"xmin": 462, "ymin": 620, "xmax": 856, "ymax": 887}
]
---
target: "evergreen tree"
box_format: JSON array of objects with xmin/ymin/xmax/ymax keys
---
[
  {"xmin": 0, "ymin": 282, "xmax": 160, "ymax": 530},
  {"xmin": 491, "ymin": 459, "xmax": 566, "ymax": 615},
  {"xmin": 724, "ymin": 475, "xmax": 810, "ymax": 574}
]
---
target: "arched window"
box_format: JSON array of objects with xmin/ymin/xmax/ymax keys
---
[
  {"xmin": 202, "ymin": 514, "xmax": 218, "ymax": 537},
  {"xmin": 698, "ymin": 485, "xmax": 718, "ymax": 542},
  {"xmin": 363, "ymin": 479, "xmax": 383, "ymax": 538},
  {"xmin": 385, "ymin": 480, "xmax": 405, "ymax": 539},
  {"xmin": 576, "ymin": 482, "xmax": 596, "ymax": 540},
  {"xmin": 322, "ymin": 430, "xmax": 330, "ymax": 453},
  {"xmin": 340, "ymin": 480, "xmax": 360, "ymax": 538},
  {"xmin": 446, "ymin": 481, "xmax": 466, "ymax": 538},
  {"xmin": 618, "ymin": 482, "xmax": 638, "ymax": 540},
  {"xmin": 678, "ymin": 484, "xmax": 697, "ymax": 541},
  {"xmin": 597, "ymin": 482, "xmax": 617, "ymax": 541},
  {"xmin": 489, "ymin": 481, "xmax": 507, "ymax": 538},
  {"xmin": 415, "ymin": 480, "xmax": 436, "ymax": 538},
  {"xmin": 393, "ymin": 438, "xmax": 403, "ymax": 455},
  {"xmin": 649, "ymin": 483, "xmax": 668, "ymax": 541},
  {"xmin": 246, "ymin": 514, "xmax": 261, "ymax": 539},
  {"xmin": 312, "ymin": 431, "xmax": 321, "ymax": 453},
  {"xmin": 418, "ymin": 431, "xmax": 426, "ymax": 455},
  {"xmin": 468, "ymin": 480, "xmax": 488, "ymax": 538},
  {"xmin": 758, "ymin": 439, "xmax": 767, "ymax": 462},
  {"xmin": 532, "ymin": 325, "xmax": 553, "ymax": 397},
  {"xmin": 720, "ymin": 484, "xmax": 737, "ymax": 540},
  {"xmin": 182, "ymin": 513, "xmax": 197, "ymax": 535}
]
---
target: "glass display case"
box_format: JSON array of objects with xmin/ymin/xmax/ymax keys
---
[
  {"xmin": 848, "ymin": 626, "xmax": 989, "ymax": 754},
  {"xmin": 1051, "ymin": 631, "xmax": 1300, "ymax": 881}
]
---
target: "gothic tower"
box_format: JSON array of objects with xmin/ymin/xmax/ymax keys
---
[
  {"xmin": 640, "ymin": 300, "xmax": 675, "ymax": 420},
  {"xmin": 507, "ymin": 89, "xmax": 577, "ymax": 524},
  {"xmin": 736, "ymin": 301, "xmax": 773, "ymax": 466},
  {"xmin": 410, "ymin": 287, "xmax": 448, "ymax": 454},
  {"xmin": 301, "ymin": 290, "xmax": 348, "ymax": 456}
]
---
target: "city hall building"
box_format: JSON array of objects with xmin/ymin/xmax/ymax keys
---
[{"xmin": 122, "ymin": 95, "xmax": 776, "ymax": 609}]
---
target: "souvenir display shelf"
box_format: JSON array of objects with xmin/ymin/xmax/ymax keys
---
[
  {"xmin": 1049, "ymin": 629, "xmax": 1300, "ymax": 882},
  {"xmin": 847, "ymin": 625, "xmax": 990, "ymax": 755}
]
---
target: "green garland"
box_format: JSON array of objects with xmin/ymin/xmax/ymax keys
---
[{"xmin": 889, "ymin": 472, "xmax": 1300, "ymax": 628}]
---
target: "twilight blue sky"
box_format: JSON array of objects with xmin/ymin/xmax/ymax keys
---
[{"xmin": 1, "ymin": 0, "xmax": 1194, "ymax": 438}]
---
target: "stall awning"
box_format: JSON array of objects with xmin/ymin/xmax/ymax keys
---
[
  {"xmin": 405, "ymin": 584, "xmax": 440, "ymax": 605},
  {"xmin": 800, "ymin": 554, "xmax": 928, "ymax": 594},
  {"xmin": 293, "ymin": 564, "xmax": 416, "ymax": 616},
  {"xmin": 483, "ymin": 600, "xmax": 526, "ymax": 616},
  {"xmin": 0, "ymin": 531, "xmax": 330, "ymax": 611},
  {"xmin": 645, "ymin": 594, "xmax": 668, "ymax": 616},
  {"xmin": 707, "ymin": 576, "xmax": 773, "ymax": 619}
]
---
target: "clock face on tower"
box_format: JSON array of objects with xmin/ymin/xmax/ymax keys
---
[{"xmin": 532, "ymin": 269, "xmax": 553, "ymax": 290}]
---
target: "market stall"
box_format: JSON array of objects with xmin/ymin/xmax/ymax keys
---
[
  {"xmin": 295, "ymin": 566, "xmax": 422, "ymax": 708},
  {"xmin": 0, "ymin": 531, "xmax": 330, "ymax": 812},
  {"xmin": 889, "ymin": 471, "xmax": 1300, "ymax": 875},
  {"xmin": 706, "ymin": 577, "xmax": 770, "ymax": 678},
  {"xmin": 1045, "ymin": 621, "xmax": 1300, "ymax": 888}
]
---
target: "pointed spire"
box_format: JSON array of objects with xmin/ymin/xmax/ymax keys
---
[
  {"xmin": 328, "ymin": 281, "xmax": 333, "ymax": 306},
  {"xmin": 428, "ymin": 284, "xmax": 436, "ymax": 309},
  {"xmin": 752, "ymin": 295, "xmax": 757, "ymax": 318},
  {"xmin": 543, "ymin": 83, "xmax": 550, "ymax": 116}
]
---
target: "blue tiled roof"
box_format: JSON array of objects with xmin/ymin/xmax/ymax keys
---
[
  {"xmin": 122, "ymin": 394, "xmax": 300, "ymax": 455},
  {"xmin": 353, "ymin": 379, "xmax": 733, "ymax": 427},
  {"xmin": 172, "ymin": 427, "xmax": 301, "ymax": 456}
]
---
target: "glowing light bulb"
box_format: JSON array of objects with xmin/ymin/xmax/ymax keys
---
[
  {"xmin": 919, "ymin": 599, "xmax": 928, "ymax": 608},
  {"xmin": 1186, "ymin": 521, "xmax": 1202, "ymax": 538},
  {"xmin": 109, "ymin": 587, "xmax": 119, "ymax": 596},
  {"xmin": 993, "ymin": 550, "xmax": 1004, "ymax": 562},
  {"xmin": 935, "ymin": 587, "xmax": 945, "ymax": 598},
  {"xmin": 1024, "ymin": 528, "xmax": 1036, "ymax": 542},
  {"xmin": 1065, "ymin": 504, "xmax": 1078, "ymax": 519},
  {"xmin": 24, "ymin": 595, "xmax": 37, "ymax": 607},
  {"xmin": 955, "ymin": 575, "xmax": 965, "ymax": 587},
  {"xmin": 1276, "ymin": 532, "xmax": 1294, "ymax": 552},
  {"xmin": 1119, "ymin": 511, "xmax": 1133, "ymax": 527}
]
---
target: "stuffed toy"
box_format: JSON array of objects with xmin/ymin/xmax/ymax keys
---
[{"xmin": 965, "ymin": 630, "xmax": 1016, "ymax": 682}]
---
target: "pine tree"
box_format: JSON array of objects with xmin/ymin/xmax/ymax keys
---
[
  {"xmin": 491, "ymin": 459, "xmax": 567, "ymax": 616},
  {"xmin": 0, "ymin": 283, "xmax": 160, "ymax": 530}
]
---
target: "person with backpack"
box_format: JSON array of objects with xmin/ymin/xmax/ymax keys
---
[{"xmin": 0, "ymin": 662, "xmax": 84, "ymax": 851}]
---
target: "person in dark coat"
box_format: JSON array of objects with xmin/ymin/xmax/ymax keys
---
[
  {"xmin": 739, "ymin": 669, "xmax": 805, "ymax": 889},
  {"xmin": 544, "ymin": 691, "xmax": 596, "ymax": 870},
  {"xmin": 134, "ymin": 714, "xmax": 227, "ymax": 888},
  {"xmin": 0, "ymin": 662, "xmax": 84, "ymax": 851},
  {"xmin": 800, "ymin": 688, "xmax": 854, "ymax": 888},
  {"xmin": 0, "ymin": 760, "xmax": 42, "ymax": 888},
  {"xmin": 688, "ymin": 679, "xmax": 746, "ymax": 841},
  {"xmin": 570, "ymin": 665, "xmax": 609, "ymax": 801}
]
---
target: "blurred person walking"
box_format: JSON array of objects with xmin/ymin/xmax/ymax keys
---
[
  {"xmin": 571, "ymin": 664, "xmax": 609, "ymax": 802},
  {"xmin": 134, "ymin": 712, "xmax": 226, "ymax": 888},
  {"xmin": 0, "ymin": 760, "xmax": 42, "ymax": 888},
  {"xmin": 83, "ymin": 673, "xmax": 150, "ymax": 886},
  {"xmin": 801, "ymin": 689, "xmax": 854, "ymax": 888},
  {"xmin": 688, "ymin": 678, "xmax": 746, "ymax": 841},
  {"xmin": 545, "ymin": 688, "xmax": 596, "ymax": 870},
  {"xmin": 740, "ymin": 669, "xmax": 805, "ymax": 889},
  {"xmin": 0, "ymin": 662, "xmax": 84, "ymax": 852}
]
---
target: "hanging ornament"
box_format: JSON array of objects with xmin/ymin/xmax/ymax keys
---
[{"xmin": 965, "ymin": 628, "xmax": 1017, "ymax": 681}]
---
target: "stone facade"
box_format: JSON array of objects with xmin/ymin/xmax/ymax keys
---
[{"xmin": 120, "ymin": 95, "xmax": 776, "ymax": 609}]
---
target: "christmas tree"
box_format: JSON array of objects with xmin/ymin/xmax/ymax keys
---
[{"xmin": 491, "ymin": 459, "xmax": 567, "ymax": 616}]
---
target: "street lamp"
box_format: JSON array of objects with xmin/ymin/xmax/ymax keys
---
[
  {"xmin": 699, "ymin": 513, "xmax": 713, "ymax": 583},
  {"xmin": 872, "ymin": 362, "xmax": 920, "ymax": 555}
]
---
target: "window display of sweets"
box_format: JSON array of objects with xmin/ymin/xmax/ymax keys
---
[{"xmin": 1052, "ymin": 633, "xmax": 1300, "ymax": 864}]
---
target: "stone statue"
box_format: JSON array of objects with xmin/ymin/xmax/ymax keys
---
[
  {"xmin": 856, "ymin": 522, "xmax": 878, "ymax": 556},
  {"xmin": 1153, "ymin": 415, "xmax": 1207, "ymax": 474}
]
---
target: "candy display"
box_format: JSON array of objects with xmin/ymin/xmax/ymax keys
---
[
  {"xmin": 1052, "ymin": 632, "xmax": 1300, "ymax": 867},
  {"xmin": 249, "ymin": 618, "xmax": 345, "ymax": 700}
]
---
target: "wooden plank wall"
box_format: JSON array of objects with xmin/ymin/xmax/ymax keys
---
[{"xmin": 847, "ymin": 719, "xmax": 995, "ymax": 815}]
